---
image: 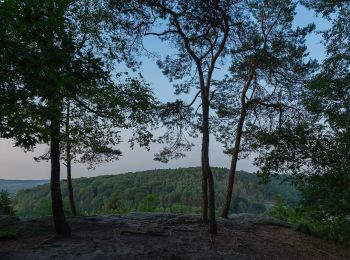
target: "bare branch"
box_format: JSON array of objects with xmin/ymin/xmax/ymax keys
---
[
  {"xmin": 184, "ymin": 90, "xmax": 201, "ymax": 108},
  {"xmin": 144, "ymin": 30, "xmax": 178, "ymax": 36}
]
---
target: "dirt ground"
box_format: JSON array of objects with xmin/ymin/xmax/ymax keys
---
[{"xmin": 0, "ymin": 213, "xmax": 349, "ymax": 259}]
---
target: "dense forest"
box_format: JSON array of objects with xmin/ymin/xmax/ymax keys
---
[{"xmin": 14, "ymin": 168, "xmax": 298, "ymax": 219}]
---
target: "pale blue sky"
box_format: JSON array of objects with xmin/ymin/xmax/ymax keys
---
[{"xmin": 0, "ymin": 5, "xmax": 329, "ymax": 180}]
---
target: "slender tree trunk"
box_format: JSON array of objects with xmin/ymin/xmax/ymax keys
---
[
  {"xmin": 221, "ymin": 63, "xmax": 256, "ymax": 218},
  {"xmin": 198, "ymin": 71, "xmax": 208, "ymax": 223},
  {"xmin": 66, "ymin": 156, "xmax": 77, "ymax": 216},
  {"xmin": 207, "ymin": 167, "xmax": 217, "ymax": 234},
  {"xmin": 221, "ymin": 107, "xmax": 247, "ymax": 218},
  {"xmin": 50, "ymin": 119, "xmax": 71, "ymax": 237},
  {"xmin": 201, "ymin": 164, "xmax": 209, "ymax": 223},
  {"xmin": 65, "ymin": 100, "xmax": 77, "ymax": 216},
  {"xmin": 202, "ymin": 96, "xmax": 217, "ymax": 235}
]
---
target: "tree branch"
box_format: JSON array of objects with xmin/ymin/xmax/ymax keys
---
[{"xmin": 184, "ymin": 90, "xmax": 201, "ymax": 108}]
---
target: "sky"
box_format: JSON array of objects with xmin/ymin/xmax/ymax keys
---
[{"xmin": 0, "ymin": 5, "xmax": 330, "ymax": 180}]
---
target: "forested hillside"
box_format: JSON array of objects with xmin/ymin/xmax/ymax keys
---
[
  {"xmin": 14, "ymin": 167, "xmax": 298, "ymax": 219},
  {"xmin": 0, "ymin": 179, "xmax": 48, "ymax": 195}
]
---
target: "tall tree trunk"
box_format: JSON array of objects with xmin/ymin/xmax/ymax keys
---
[
  {"xmin": 50, "ymin": 119, "xmax": 71, "ymax": 237},
  {"xmin": 65, "ymin": 100, "xmax": 77, "ymax": 216},
  {"xmin": 198, "ymin": 71, "xmax": 209, "ymax": 223},
  {"xmin": 202, "ymin": 97, "xmax": 217, "ymax": 235},
  {"xmin": 201, "ymin": 164, "xmax": 209, "ymax": 223},
  {"xmin": 221, "ymin": 63, "xmax": 256, "ymax": 218},
  {"xmin": 207, "ymin": 167, "xmax": 217, "ymax": 234},
  {"xmin": 66, "ymin": 154, "xmax": 77, "ymax": 216},
  {"xmin": 221, "ymin": 107, "xmax": 247, "ymax": 218}
]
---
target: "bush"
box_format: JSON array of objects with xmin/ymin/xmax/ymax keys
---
[
  {"xmin": 138, "ymin": 194, "xmax": 156, "ymax": 212},
  {"xmin": 268, "ymin": 195, "xmax": 350, "ymax": 245},
  {"xmin": 268, "ymin": 195, "xmax": 297, "ymax": 222},
  {"xmin": 0, "ymin": 190, "xmax": 15, "ymax": 215},
  {"xmin": 104, "ymin": 193, "xmax": 128, "ymax": 214}
]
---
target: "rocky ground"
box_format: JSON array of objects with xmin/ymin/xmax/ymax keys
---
[{"xmin": 0, "ymin": 212, "xmax": 349, "ymax": 259}]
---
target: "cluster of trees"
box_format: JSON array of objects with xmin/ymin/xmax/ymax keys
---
[
  {"xmin": 0, "ymin": 0, "xmax": 348, "ymax": 239},
  {"xmin": 0, "ymin": 190, "xmax": 15, "ymax": 215},
  {"xmin": 13, "ymin": 168, "xmax": 298, "ymax": 219},
  {"xmin": 0, "ymin": 0, "xmax": 155, "ymax": 236},
  {"xmin": 254, "ymin": 0, "xmax": 350, "ymax": 243}
]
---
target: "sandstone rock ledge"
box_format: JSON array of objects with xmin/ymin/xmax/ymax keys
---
[{"xmin": 0, "ymin": 213, "xmax": 349, "ymax": 260}]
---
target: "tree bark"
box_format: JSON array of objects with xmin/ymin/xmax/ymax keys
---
[
  {"xmin": 202, "ymin": 95, "xmax": 217, "ymax": 235},
  {"xmin": 201, "ymin": 167, "xmax": 209, "ymax": 222},
  {"xmin": 66, "ymin": 156, "xmax": 76, "ymax": 217},
  {"xmin": 65, "ymin": 100, "xmax": 77, "ymax": 217},
  {"xmin": 207, "ymin": 167, "xmax": 217, "ymax": 234},
  {"xmin": 221, "ymin": 107, "xmax": 247, "ymax": 218},
  {"xmin": 197, "ymin": 67, "xmax": 209, "ymax": 224},
  {"xmin": 50, "ymin": 119, "xmax": 71, "ymax": 237}
]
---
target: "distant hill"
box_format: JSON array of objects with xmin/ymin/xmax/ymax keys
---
[
  {"xmin": 14, "ymin": 167, "xmax": 299, "ymax": 219},
  {"xmin": 0, "ymin": 179, "xmax": 48, "ymax": 195}
]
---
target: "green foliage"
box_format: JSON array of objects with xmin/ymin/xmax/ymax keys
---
[
  {"xmin": 104, "ymin": 193, "xmax": 128, "ymax": 215},
  {"xmin": 128, "ymin": 0, "xmax": 237, "ymax": 164},
  {"xmin": 31, "ymin": 198, "xmax": 52, "ymax": 218},
  {"xmin": 254, "ymin": 1, "xmax": 350, "ymax": 245},
  {"xmin": 301, "ymin": 0, "xmax": 349, "ymax": 15},
  {"xmin": 212, "ymin": 0, "xmax": 317, "ymax": 155},
  {"xmin": 0, "ymin": 190, "xmax": 15, "ymax": 216},
  {"xmin": 14, "ymin": 168, "xmax": 298, "ymax": 218},
  {"xmin": 0, "ymin": 0, "xmax": 155, "ymax": 236},
  {"xmin": 0, "ymin": 0, "xmax": 156, "ymax": 151},
  {"xmin": 231, "ymin": 196, "xmax": 267, "ymax": 214},
  {"xmin": 137, "ymin": 194, "xmax": 157, "ymax": 212},
  {"xmin": 268, "ymin": 195, "xmax": 298, "ymax": 222},
  {"xmin": 15, "ymin": 196, "xmax": 72, "ymax": 219},
  {"xmin": 269, "ymin": 195, "xmax": 350, "ymax": 244}
]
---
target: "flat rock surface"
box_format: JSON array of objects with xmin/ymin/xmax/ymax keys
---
[{"xmin": 0, "ymin": 213, "xmax": 349, "ymax": 259}]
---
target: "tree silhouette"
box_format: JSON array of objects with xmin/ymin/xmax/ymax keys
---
[{"xmin": 0, "ymin": 0, "xmax": 155, "ymax": 236}]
